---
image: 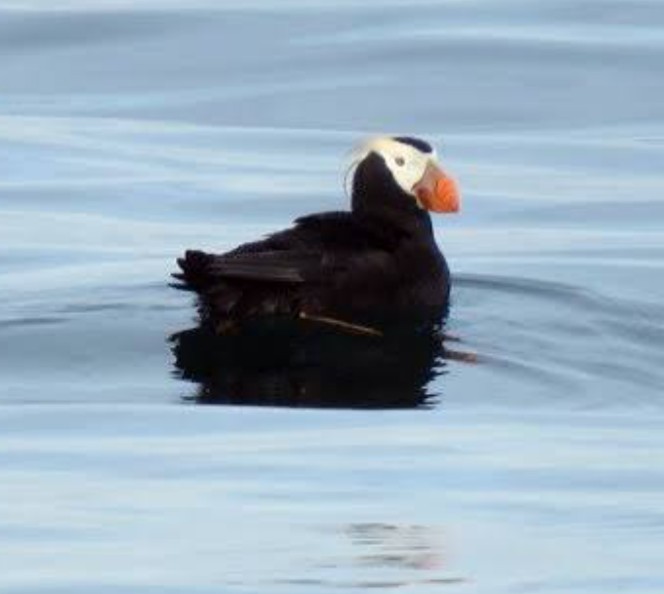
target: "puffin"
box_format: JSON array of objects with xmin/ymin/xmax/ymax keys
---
[{"xmin": 172, "ymin": 135, "xmax": 460, "ymax": 336}]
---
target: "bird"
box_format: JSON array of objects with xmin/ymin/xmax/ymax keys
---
[{"xmin": 172, "ymin": 135, "xmax": 460, "ymax": 337}]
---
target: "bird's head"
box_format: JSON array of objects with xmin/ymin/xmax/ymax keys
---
[{"xmin": 349, "ymin": 136, "xmax": 460, "ymax": 221}]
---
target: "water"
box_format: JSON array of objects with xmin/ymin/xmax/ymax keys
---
[{"xmin": 1, "ymin": 1, "xmax": 663, "ymax": 592}]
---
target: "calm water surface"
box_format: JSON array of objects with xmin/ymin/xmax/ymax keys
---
[{"xmin": 1, "ymin": 1, "xmax": 663, "ymax": 592}]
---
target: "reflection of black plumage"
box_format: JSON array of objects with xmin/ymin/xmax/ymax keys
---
[
  {"xmin": 172, "ymin": 137, "xmax": 455, "ymax": 334},
  {"xmin": 170, "ymin": 321, "xmax": 446, "ymax": 409}
]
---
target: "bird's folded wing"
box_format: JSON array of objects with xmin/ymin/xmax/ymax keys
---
[{"xmin": 206, "ymin": 250, "xmax": 323, "ymax": 283}]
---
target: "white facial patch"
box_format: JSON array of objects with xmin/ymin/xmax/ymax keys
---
[{"xmin": 349, "ymin": 136, "xmax": 437, "ymax": 198}]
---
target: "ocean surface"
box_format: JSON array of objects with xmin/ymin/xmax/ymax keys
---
[{"xmin": 1, "ymin": 1, "xmax": 663, "ymax": 592}]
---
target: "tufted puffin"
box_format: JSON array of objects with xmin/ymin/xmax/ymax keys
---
[{"xmin": 172, "ymin": 136, "xmax": 460, "ymax": 336}]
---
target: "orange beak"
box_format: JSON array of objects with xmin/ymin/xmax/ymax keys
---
[{"xmin": 412, "ymin": 162, "xmax": 460, "ymax": 213}]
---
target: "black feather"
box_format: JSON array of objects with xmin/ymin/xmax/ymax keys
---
[{"xmin": 392, "ymin": 136, "xmax": 433, "ymax": 154}]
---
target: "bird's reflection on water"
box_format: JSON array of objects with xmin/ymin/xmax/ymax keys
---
[
  {"xmin": 170, "ymin": 314, "xmax": 462, "ymax": 409},
  {"xmin": 339, "ymin": 523, "xmax": 466, "ymax": 588},
  {"xmin": 347, "ymin": 523, "xmax": 444, "ymax": 571},
  {"xmin": 275, "ymin": 523, "xmax": 465, "ymax": 589}
]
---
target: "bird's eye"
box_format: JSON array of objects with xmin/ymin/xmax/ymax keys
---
[{"xmin": 395, "ymin": 156, "xmax": 405, "ymax": 166}]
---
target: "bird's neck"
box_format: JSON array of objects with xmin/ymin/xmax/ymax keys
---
[
  {"xmin": 352, "ymin": 182, "xmax": 436, "ymax": 240},
  {"xmin": 354, "ymin": 203, "xmax": 434, "ymax": 241}
]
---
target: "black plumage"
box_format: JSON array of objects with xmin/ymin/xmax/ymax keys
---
[
  {"xmin": 172, "ymin": 138, "xmax": 453, "ymax": 334},
  {"xmin": 392, "ymin": 136, "xmax": 434, "ymax": 153}
]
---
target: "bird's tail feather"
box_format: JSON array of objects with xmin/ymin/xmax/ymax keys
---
[{"xmin": 171, "ymin": 250, "xmax": 214, "ymax": 291}]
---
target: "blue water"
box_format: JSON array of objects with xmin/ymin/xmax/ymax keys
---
[{"xmin": 1, "ymin": 1, "xmax": 663, "ymax": 592}]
